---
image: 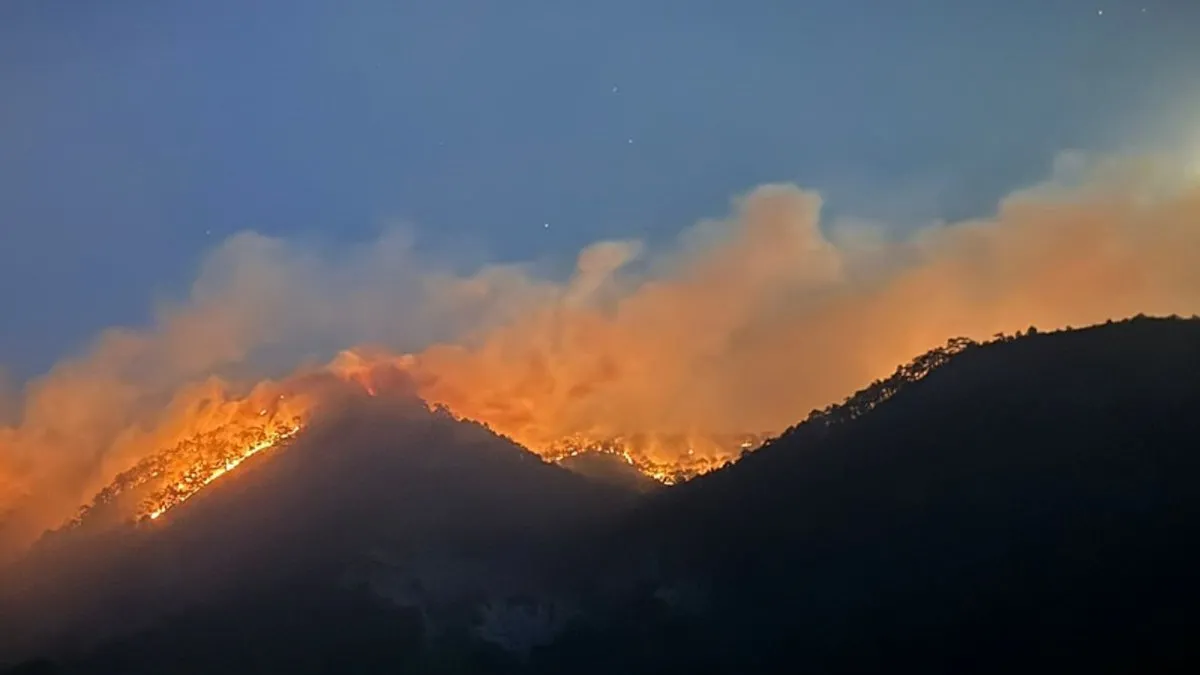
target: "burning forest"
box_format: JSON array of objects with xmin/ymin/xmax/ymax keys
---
[
  {"xmin": 2, "ymin": 155, "xmax": 1200, "ymax": 555},
  {"xmin": 59, "ymin": 352, "xmax": 769, "ymax": 532}
]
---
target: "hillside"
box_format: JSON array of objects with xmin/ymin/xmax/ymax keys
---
[
  {"xmin": 7, "ymin": 315, "xmax": 1200, "ymax": 674},
  {"xmin": 0, "ymin": 391, "xmax": 633, "ymax": 669},
  {"xmin": 539, "ymin": 315, "xmax": 1200, "ymax": 673}
]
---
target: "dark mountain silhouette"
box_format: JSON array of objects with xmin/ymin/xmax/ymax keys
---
[
  {"xmin": 0, "ymin": 392, "xmax": 632, "ymax": 671},
  {"xmin": 6, "ymin": 315, "xmax": 1200, "ymax": 674},
  {"xmin": 537, "ymin": 315, "xmax": 1200, "ymax": 673}
]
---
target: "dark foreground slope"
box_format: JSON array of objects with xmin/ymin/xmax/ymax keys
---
[
  {"xmin": 538, "ymin": 316, "xmax": 1200, "ymax": 674},
  {"xmin": 7, "ymin": 315, "xmax": 1200, "ymax": 674},
  {"xmin": 0, "ymin": 392, "xmax": 634, "ymax": 672}
]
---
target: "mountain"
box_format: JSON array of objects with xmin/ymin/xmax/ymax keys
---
[
  {"xmin": 0, "ymin": 391, "xmax": 633, "ymax": 671},
  {"xmin": 6, "ymin": 315, "xmax": 1200, "ymax": 674},
  {"xmin": 537, "ymin": 315, "xmax": 1200, "ymax": 673}
]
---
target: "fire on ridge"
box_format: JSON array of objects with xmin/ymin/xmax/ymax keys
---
[
  {"xmin": 144, "ymin": 422, "xmax": 301, "ymax": 521},
  {"xmin": 65, "ymin": 359, "xmax": 764, "ymax": 528},
  {"xmin": 68, "ymin": 417, "xmax": 304, "ymax": 527},
  {"xmin": 68, "ymin": 332, "xmax": 984, "ymax": 529},
  {"xmin": 74, "ymin": 421, "xmax": 753, "ymax": 526}
]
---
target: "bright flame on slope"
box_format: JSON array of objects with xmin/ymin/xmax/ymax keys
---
[
  {"xmin": 69, "ymin": 326, "xmax": 1019, "ymax": 530},
  {"xmin": 73, "ymin": 330, "xmax": 980, "ymax": 529},
  {"xmin": 63, "ymin": 377, "xmax": 329, "ymax": 528},
  {"xmin": 7, "ymin": 156, "xmax": 1197, "ymax": 554},
  {"xmin": 145, "ymin": 422, "xmax": 301, "ymax": 521},
  {"xmin": 542, "ymin": 433, "xmax": 766, "ymax": 484},
  {"xmin": 68, "ymin": 355, "xmax": 765, "ymax": 529}
]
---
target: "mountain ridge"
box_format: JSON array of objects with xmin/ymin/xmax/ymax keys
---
[
  {"xmin": 6, "ymin": 314, "xmax": 1200, "ymax": 673},
  {"xmin": 549, "ymin": 314, "xmax": 1200, "ymax": 673}
]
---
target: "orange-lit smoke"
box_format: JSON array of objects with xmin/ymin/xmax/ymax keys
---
[
  {"xmin": 2, "ymin": 153, "xmax": 1200, "ymax": 552},
  {"xmin": 397, "ymin": 156, "xmax": 1200, "ymax": 452}
]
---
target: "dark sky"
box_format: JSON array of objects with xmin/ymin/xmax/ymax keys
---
[{"xmin": 2, "ymin": 0, "xmax": 1198, "ymax": 378}]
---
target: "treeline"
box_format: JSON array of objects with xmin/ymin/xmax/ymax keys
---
[{"xmin": 749, "ymin": 313, "xmax": 1196, "ymax": 460}]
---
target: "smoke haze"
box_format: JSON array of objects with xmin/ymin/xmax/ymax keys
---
[{"xmin": 2, "ymin": 152, "xmax": 1200, "ymax": 555}]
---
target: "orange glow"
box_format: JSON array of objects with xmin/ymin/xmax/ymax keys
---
[
  {"xmin": 142, "ymin": 422, "xmax": 300, "ymax": 521},
  {"xmin": 63, "ymin": 377, "xmax": 328, "ymax": 527},
  {"xmin": 65, "ymin": 355, "xmax": 765, "ymax": 528},
  {"xmin": 5, "ymin": 157, "xmax": 1200, "ymax": 547},
  {"xmin": 71, "ymin": 324, "xmax": 975, "ymax": 527}
]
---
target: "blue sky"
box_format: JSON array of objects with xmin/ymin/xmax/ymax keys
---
[{"xmin": 2, "ymin": 0, "xmax": 1198, "ymax": 378}]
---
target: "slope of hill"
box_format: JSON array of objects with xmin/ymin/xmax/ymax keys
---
[
  {"xmin": 7, "ymin": 315, "xmax": 1200, "ymax": 674},
  {"xmin": 0, "ymin": 391, "xmax": 634, "ymax": 669},
  {"xmin": 538, "ymin": 315, "xmax": 1200, "ymax": 673}
]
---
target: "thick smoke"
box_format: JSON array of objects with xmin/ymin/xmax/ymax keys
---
[
  {"xmin": 0, "ymin": 229, "xmax": 445, "ymax": 553},
  {"xmin": 2, "ymin": 153, "xmax": 1200, "ymax": 554},
  {"xmin": 403, "ymin": 154, "xmax": 1200, "ymax": 449}
]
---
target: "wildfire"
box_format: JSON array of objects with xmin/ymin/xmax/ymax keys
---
[
  {"xmin": 144, "ymin": 421, "xmax": 301, "ymax": 521},
  {"xmin": 65, "ymin": 331, "xmax": 985, "ymax": 532},
  {"xmin": 120, "ymin": 332, "xmax": 996, "ymax": 530},
  {"xmin": 66, "ymin": 351, "xmax": 771, "ymax": 530},
  {"xmin": 543, "ymin": 433, "xmax": 766, "ymax": 484}
]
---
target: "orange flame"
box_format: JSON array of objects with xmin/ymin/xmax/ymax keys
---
[
  {"xmin": 143, "ymin": 421, "xmax": 301, "ymax": 521},
  {"xmin": 8, "ymin": 157, "xmax": 1200, "ymax": 545},
  {"xmin": 66, "ymin": 352, "xmax": 755, "ymax": 527}
]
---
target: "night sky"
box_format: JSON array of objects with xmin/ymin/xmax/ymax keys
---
[{"xmin": 2, "ymin": 0, "xmax": 1198, "ymax": 378}]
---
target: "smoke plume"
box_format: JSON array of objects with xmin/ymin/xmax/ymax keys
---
[{"xmin": 2, "ymin": 152, "xmax": 1200, "ymax": 554}]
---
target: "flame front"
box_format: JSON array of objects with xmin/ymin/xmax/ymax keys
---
[
  {"xmin": 32, "ymin": 166, "xmax": 1200, "ymax": 539},
  {"xmin": 68, "ymin": 350, "xmax": 765, "ymax": 528},
  {"xmin": 65, "ymin": 376, "xmax": 327, "ymax": 527},
  {"xmin": 144, "ymin": 421, "xmax": 301, "ymax": 521},
  {"xmin": 67, "ymin": 326, "xmax": 990, "ymax": 530}
]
